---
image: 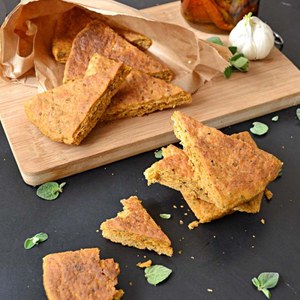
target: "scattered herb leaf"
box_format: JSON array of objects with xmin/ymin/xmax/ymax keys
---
[
  {"xmin": 277, "ymin": 169, "xmax": 283, "ymax": 178},
  {"xmin": 250, "ymin": 122, "xmax": 269, "ymax": 136},
  {"xmin": 154, "ymin": 150, "xmax": 163, "ymax": 159},
  {"xmin": 206, "ymin": 36, "xmax": 224, "ymax": 46},
  {"xmin": 228, "ymin": 46, "xmax": 238, "ymax": 55},
  {"xmin": 271, "ymin": 115, "xmax": 279, "ymax": 122},
  {"xmin": 24, "ymin": 232, "xmax": 48, "ymax": 250},
  {"xmin": 36, "ymin": 182, "xmax": 66, "ymax": 200},
  {"xmin": 224, "ymin": 53, "xmax": 249, "ymax": 78},
  {"xmin": 144, "ymin": 265, "xmax": 172, "ymax": 286},
  {"xmin": 224, "ymin": 66, "xmax": 233, "ymax": 78},
  {"xmin": 252, "ymin": 272, "xmax": 279, "ymax": 299},
  {"xmin": 160, "ymin": 213, "xmax": 171, "ymax": 219},
  {"xmin": 296, "ymin": 108, "xmax": 300, "ymax": 120}
]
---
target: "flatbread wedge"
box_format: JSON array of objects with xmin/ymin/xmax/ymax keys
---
[
  {"xmin": 63, "ymin": 20, "xmax": 173, "ymax": 83},
  {"xmin": 100, "ymin": 196, "xmax": 173, "ymax": 256},
  {"xmin": 101, "ymin": 69, "xmax": 192, "ymax": 121},
  {"xmin": 52, "ymin": 7, "xmax": 152, "ymax": 63},
  {"xmin": 24, "ymin": 54, "xmax": 131, "ymax": 145},
  {"xmin": 43, "ymin": 248, "xmax": 123, "ymax": 300},
  {"xmin": 171, "ymin": 111, "xmax": 283, "ymax": 210},
  {"xmin": 144, "ymin": 133, "xmax": 264, "ymax": 223}
]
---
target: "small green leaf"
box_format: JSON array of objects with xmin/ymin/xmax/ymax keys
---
[
  {"xmin": 229, "ymin": 53, "xmax": 245, "ymax": 62},
  {"xmin": 296, "ymin": 108, "xmax": 300, "ymax": 120},
  {"xmin": 258, "ymin": 272, "xmax": 279, "ymax": 289},
  {"xmin": 231, "ymin": 57, "xmax": 249, "ymax": 71},
  {"xmin": 36, "ymin": 182, "xmax": 66, "ymax": 200},
  {"xmin": 228, "ymin": 46, "xmax": 238, "ymax": 55},
  {"xmin": 252, "ymin": 277, "xmax": 261, "ymax": 289},
  {"xmin": 224, "ymin": 66, "xmax": 233, "ymax": 79},
  {"xmin": 34, "ymin": 232, "xmax": 49, "ymax": 242},
  {"xmin": 207, "ymin": 36, "xmax": 224, "ymax": 46},
  {"xmin": 144, "ymin": 265, "xmax": 172, "ymax": 286},
  {"xmin": 160, "ymin": 213, "xmax": 171, "ymax": 219},
  {"xmin": 271, "ymin": 115, "xmax": 279, "ymax": 122},
  {"xmin": 154, "ymin": 150, "xmax": 163, "ymax": 159},
  {"xmin": 250, "ymin": 122, "xmax": 269, "ymax": 136},
  {"xmin": 24, "ymin": 232, "xmax": 48, "ymax": 250},
  {"xmin": 261, "ymin": 288, "xmax": 271, "ymax": 299}
]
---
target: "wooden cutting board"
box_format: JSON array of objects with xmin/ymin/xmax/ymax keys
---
[{"xmin": 1, "ymin": 1, "xmax": 300, "ymax": 186}]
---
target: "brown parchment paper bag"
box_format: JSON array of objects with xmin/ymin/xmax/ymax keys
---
[{"xmin": 0, "ymin": 0, "xmax": 231, "ymax": 93}]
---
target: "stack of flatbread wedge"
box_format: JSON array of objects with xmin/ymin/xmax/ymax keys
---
[
  {"xmin": 24, "ymin": 7, "xmax": 192, "ymax": 145},
  {"xmin": 144, "ymin": 111, "xmax": 283, "ymax": 225}
]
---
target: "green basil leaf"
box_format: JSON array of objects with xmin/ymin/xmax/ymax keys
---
[
  {"xmin": 207, "ymin": 36, "xmax": 224, "ymax": 46},
  {"xmin": 224, "ymin": 66, "xmax": 233, "ymax": 79},
  {"xmin": 296, "ymin": 108, "xmax": 300, "ymax": 120},
  {"xmin": 250, "ymin": 122, "xmax": 269, "ymax": 136},
  {"xmin": 258, "ymin": 272, "xmax": 279, "ymax": 289},
  {"xmin": 271, "ymin": 115, "xmax": 279, "ymax": 122},
  {"xmin": 228, "ymin": 46, "xmax": 238, "ymax": 55},
  {"xmin": 24, "ymin": 232, "xmax": 48, "ymax": 250},
  {"xmin": 154, "ymin": 150, "xmax": 163, "ymax": 159},
  {"xmin": 36, "ymin": 182, "xmax": 66, "ymax": 200},
  {"xmin": 144, "ymin": 265, "xmax": 172, "ymax": 286},
  {"xmin": 261, "ymin": 288, "xmax": 271, "ymax": 299},
  {"xmin": 160, "ymin": 213, "xmax": 171, "ymax": 219}
]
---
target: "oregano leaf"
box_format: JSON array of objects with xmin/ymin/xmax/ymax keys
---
[
  {"xmin": 250, "ymin": 122, "xmax": 269, "ymax": 136},
  {"xmin": 258, "ymin": 272, "xmax": 279, "ymax": 289},
  {"xmin": 160, "ymin": 213, "xmax": 171, "ymax": 219},
  {"xmin": 296, "ymin": 108, "xmax": 300, "ymax": 120},
  {"xmin": 36, "ymin": 182, "xmax": 66, "ymax": 200},
  {"xmin": 24, "ymin": 232, "xmax": 48, "ymax": 250},
  {"xmin": 224, "ymin": 66, "xmax": 233, "ymax": 79},
  {"xmin": 206, "ymin": 36, "xmax": 224, "ymax": 46},
  {"xmin": 144, "ymin": 265, "xmax": 172, "ymax": 286}
]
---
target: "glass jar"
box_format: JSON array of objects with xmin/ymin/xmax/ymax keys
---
[{"xmin": 181, "ymin": 0, "xmax": 260, "ymax": 31}]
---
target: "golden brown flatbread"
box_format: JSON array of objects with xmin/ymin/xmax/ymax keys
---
[
  {"xmin": 144, "ymin": 133, "xmax": 264, "ymax": 223},
  {"xmin": 100, "ymin": 196, "xmax": 173, "ymax": 256},
  {"xmin": 24, "ymin": 54, "xmax": 131, "ymax": 145},
  {"xmin": 63, "ymin": 20, "xmax": 173, "ymax": 83},
  {"xmin": 52, "ymin": 6, "xmax": 152, "ymax": 63},
  {"xmin": 43, "ymin": 248, "xmax": 123, "ymax": 300},
  {"xmin": 171, "ymin": 111, "xmax": 283, "ymax": 210},
  {"xmin": 101, "ymin": 69, "xmax": 192, "ymax": 121}
]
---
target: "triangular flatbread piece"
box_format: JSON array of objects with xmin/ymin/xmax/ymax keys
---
[
  {"xmin": 52, "ymin": 7, "xmax": 152, "ymax": 63},
  {"xmin": 63, "ymin": 20, "xmax": 173, "ymax": 83},
  {"xmin": 102, "ymin": 69, "xmax": 192, "ymax": 121},
  {"xmin": 100, "ymin": 196, "xmax": 173, "ymax": 256},
  {"xmin": 171, "ymin": 111, "xmax": 282, "ymax": 210},
  {"xmin": 144, "ymin": 133, "xmax": 264, "ymax": 223},
  {"xmin": 24, "ymin": 54, "xmax": 130, "ymax": 145}
]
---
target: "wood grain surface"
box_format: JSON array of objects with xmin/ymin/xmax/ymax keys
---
[{"xmin": 0, "ymin": 1, "xmax": 300, "ymax": 186}]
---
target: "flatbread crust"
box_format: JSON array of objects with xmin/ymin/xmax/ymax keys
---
[
  {"xmin": 63, "ymin": 20, "xmax": 173, "ymax": 83},
  {"xmin": 24, "ymin": 54, "xmax": 131, "ymax": 145},
  {"xmin": 102, "ymin": 69, "xmax": 192, "ymax": 121},
  {"xmin": 171, "ymin": 111, "xmax": 282, "ymax": 210},
  {"xmin": 52, "ymin": 6, "xmax": 152, "ymax": 63},
  {"xmin": 100, "ymin": 196, "xmax": 173, "ymax": 256},
  {"xmin": 43, "ymin": 248, "xmax": 123, "ymax": 300}
]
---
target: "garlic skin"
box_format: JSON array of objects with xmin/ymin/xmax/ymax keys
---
[{"xmin": 229, "ymin": 14, "xmax": 275, "ymax": 60}]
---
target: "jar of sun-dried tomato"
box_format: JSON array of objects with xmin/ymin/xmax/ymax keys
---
[{"xmin": 181, "ymin": 0, "xmax": 260, "ymax": 31}]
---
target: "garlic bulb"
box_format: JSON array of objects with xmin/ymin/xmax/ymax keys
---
[{"xmin": 229, "ymin": 13, "xmax": 275, "ymax": 60}]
